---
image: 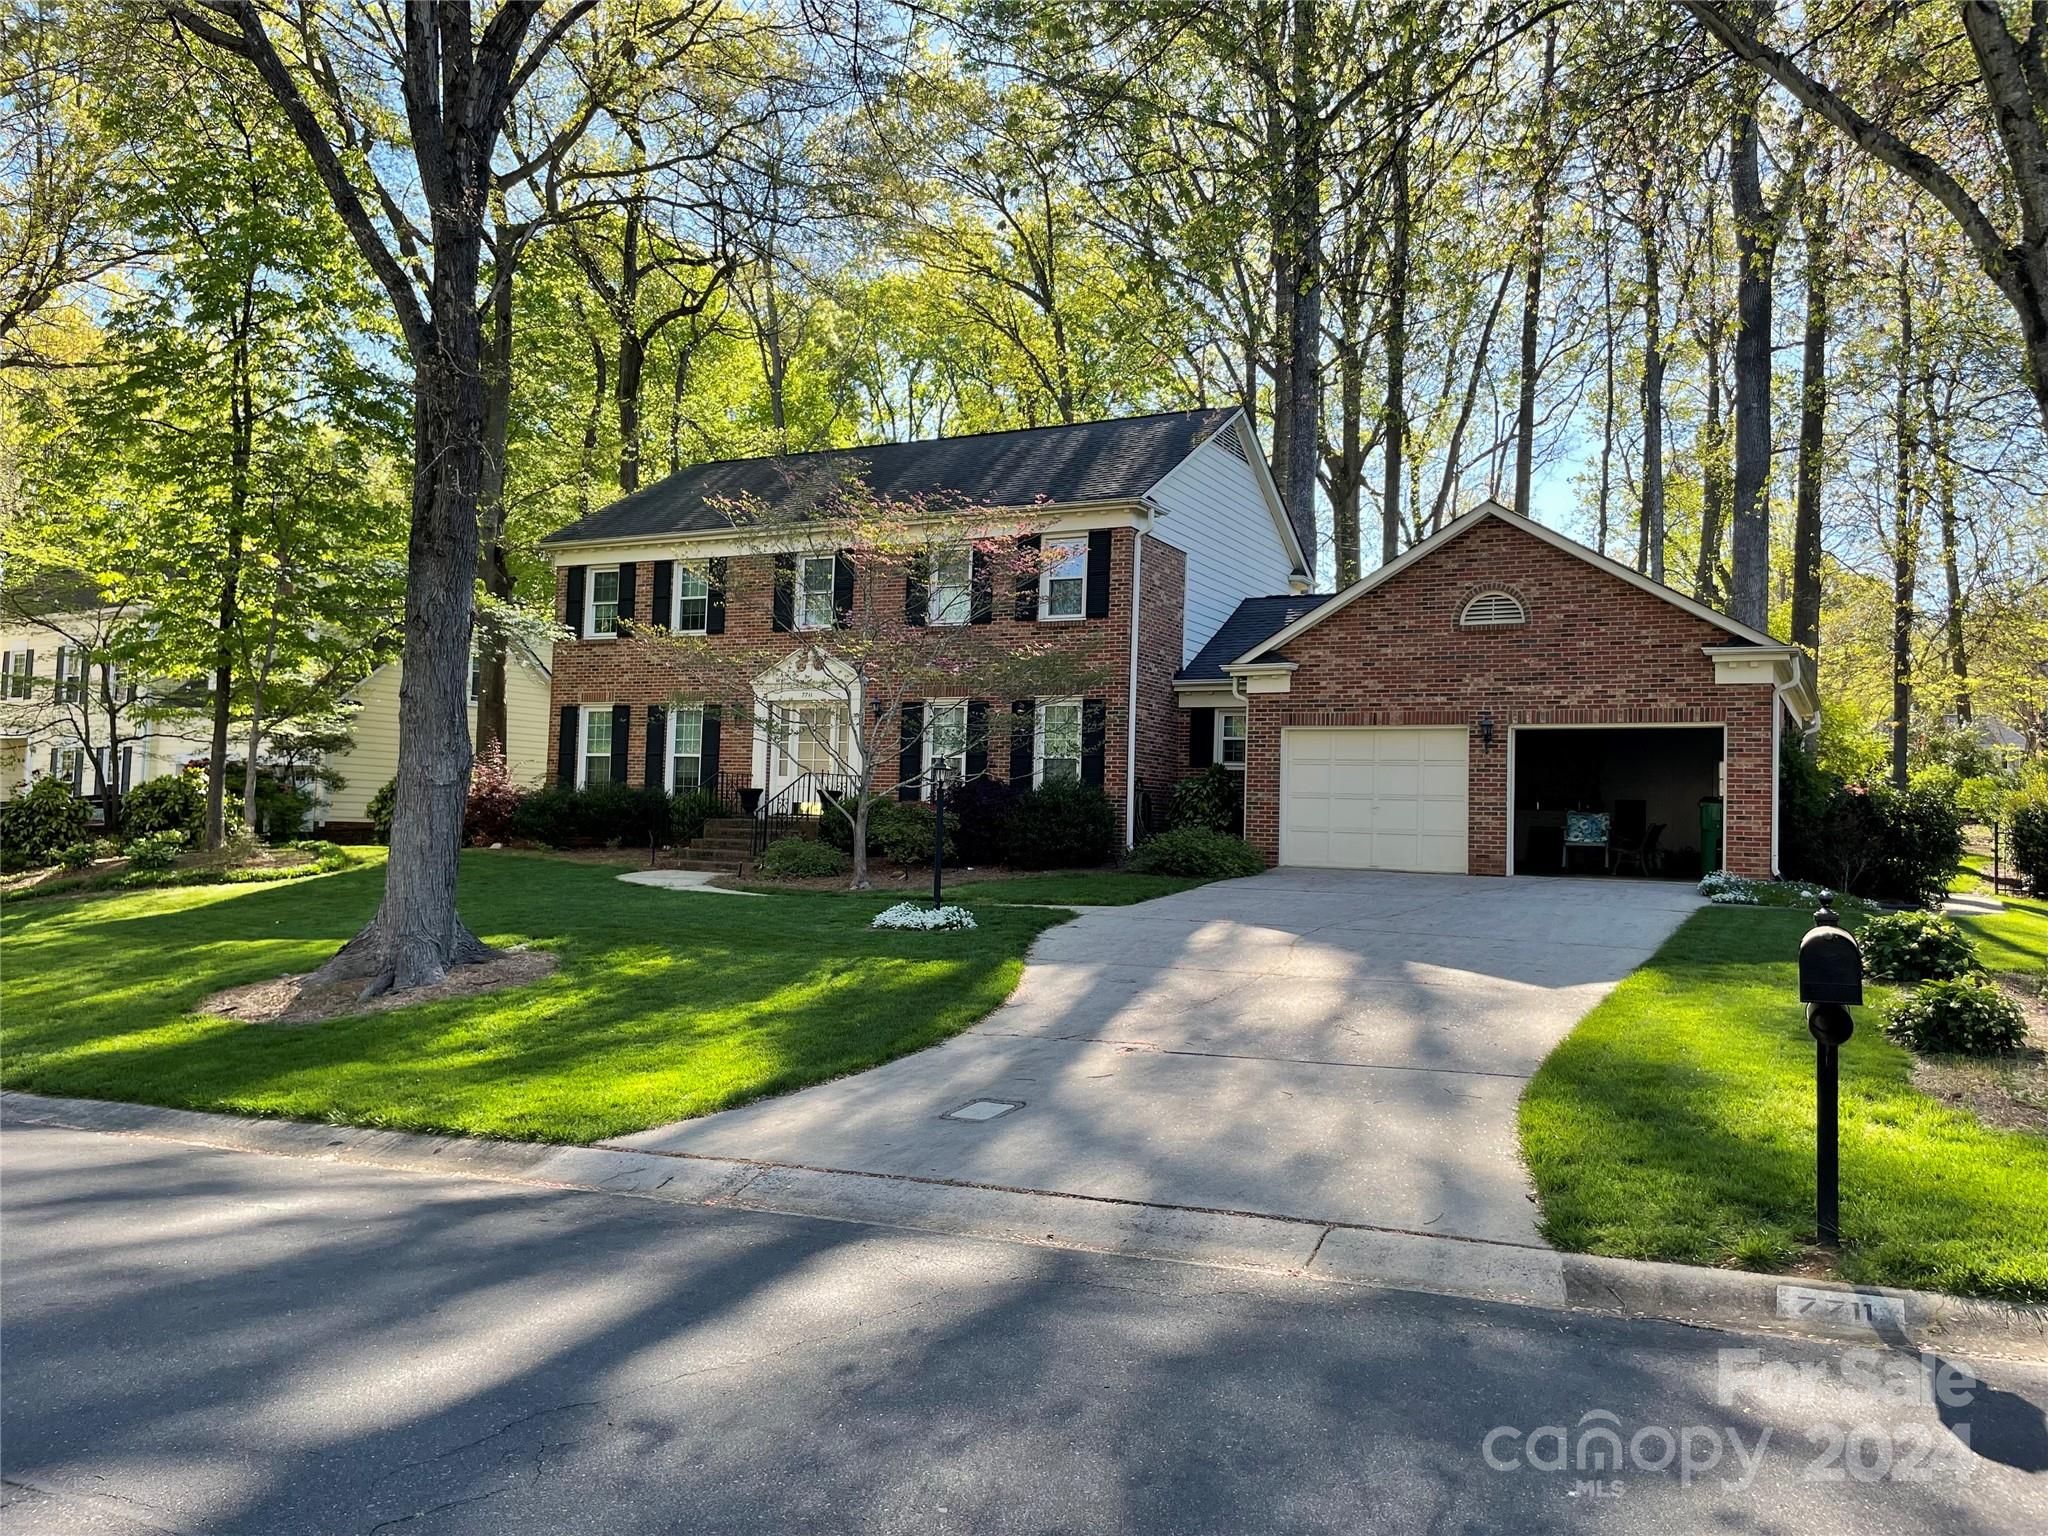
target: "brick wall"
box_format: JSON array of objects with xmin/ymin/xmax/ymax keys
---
[
  {"xmin": 1240, "ymin": 516, "xmax": 1779, "ymax": 877},
  {"xmin": 546, "ymin": 527, "xmax": 1182, "ymax": 842}
]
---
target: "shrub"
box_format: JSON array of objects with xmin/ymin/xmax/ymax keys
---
[
  {"xmin": 124, "ymin": 829, "xmax": 186, "ymax": 874},
  {"xmin": 1806, "ymin": 780, "xmax": 1963, "ymax": 906},
  {"xmin": 1886, "ymin": 976, "xmax": 2028, "ymax": 1056},
  {"xmin": 817, "ymin": 791, "xmax": 883, "ymax": 854},
  {"xmin": 367, "ymin": 776, "xmax": 397, "ymax": 842},
  {"xmin": 235, "ymin": 772, "xmax": 314, "ymax": 842},
  {"xmin": 507, "ymin": 783, "xmax": 668, "ymax": 848},
  {"xmin": 1778, "ymin": 734, "xmax": 1836, "ymax": 887},
  {"xmin": 998, "ymin": 778, "xmax": 1118, "ymax": 869},
  {"xmin": 121, "ymin": 770, "xmax": 207, "ymax": 843},
  {"xmin": 871, "ymin": 800, "xmax": 954, "ymax": 868},
  {"xmin": 946, "ymin": 777, "xmax": 1020, "ymax": 865},
  {"xmin": 872, "ymin": 901, "xmax": 976, "ymax": 931},
  {"xmin": 670, "ymin": 786, "xmax": 723, "ymax": 845},
  {"xmin": 1128, "ymin": 825, "xmax": 1264, "ymax": 879},
  {"xmin": 1860, "ymin": 910, "xmax": 1977, "ymax": 984},
  {"xmin": 758, "ymin": 836, "xmax": 847, "ymax": 878},
  {"xmin": 57, "ymin": 840, "xmax": 96, "ymax": 870},
  {"xmin": 2012, "ymin": 789, "xmax": 2048, "ymax": 896},
  {"xmin": 1, "ymin": 776, "xmax": 92, "ymax": 869},
  {"xmin": 465, "ymin": 749, "xmax": 524, "ymax": 845},
  {"xmin": 1165, "ymin": 766, "xmax": 1243, "ymax": 833}
]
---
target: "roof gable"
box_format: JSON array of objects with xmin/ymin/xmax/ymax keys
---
[{"xmin": 1178, "ymin": 593, "xmax": 1330, "ymax": 683}]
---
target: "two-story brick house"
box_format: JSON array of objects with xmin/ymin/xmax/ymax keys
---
[{"xmin": 537, "ymin": 409, "xmax": 1312, "ymax": 845}]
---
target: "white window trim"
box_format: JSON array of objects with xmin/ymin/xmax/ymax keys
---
[
  {"xmin": 1218, "ymin": 709, "xmax": 1247, "ymax": 770},
  {"xmin": 668, "ymin": 701, "xmax": 705, "ymax": 792},
  {"xmin": 585, "ymin": 566, "xmax": 621, "ymax": 640},
  {"xmin": 578, "ymin": 704, "xmax": 614, "ymax": 788},
  {"xmin": 3, "ymin": 649, "xmax": 29, "ymax": 699},
  {"xmin": 674, "ymin": 564, "xmax": 710, "ymax": 635},
  {"xmin": 927, "ymin": 545, "xmax": 972, "ymax": 627},
  {"xmin": 1038, "ymin": 537, "xmax": 1088, "ymax": 622},
  {"xmin": 1458, "ymin": 589, "xmax": 1527, "ymax": 628},
  {"xmin": 922, "ymin": 699, "xmax": 968, "ymax": 798},
  {"xmin": 795, "ymin": 554, "xmax": 837, "ymax": 632},
  {"xmin": 1034, "ymin": 696, "xmax": 1083, "ymax": 787}
]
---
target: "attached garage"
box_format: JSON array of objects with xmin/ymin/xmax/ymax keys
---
[{"xmin": 1280, "ymin": 727, "xmax": 1468, "ymax": 871}]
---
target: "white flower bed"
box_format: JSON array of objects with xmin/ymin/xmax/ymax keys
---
[
  {"xmin": 1698, "ymin": 872, "xmax": 1829, "ymax": 907},
  {"xmin": 871, "ymin": 901, "xmax": 978, "ymax": 932}
]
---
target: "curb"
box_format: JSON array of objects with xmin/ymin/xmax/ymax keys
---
[{"xmin": 7, "ymin": 1090, "xmax": 2044, "ymax": 1361}]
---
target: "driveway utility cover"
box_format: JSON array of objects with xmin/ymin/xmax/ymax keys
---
[{"xmin": 614, "ymin": 871, "xmax": 1701, "ymax": 1245}]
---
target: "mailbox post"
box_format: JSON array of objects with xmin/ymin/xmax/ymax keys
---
[
  {"xmin": 930, "ymin": 758, "xmax": 954, "ymax": 911},
  {"xmin": 1798, "ymin": 892, "xmax": 1863, "ymax": 1246}
]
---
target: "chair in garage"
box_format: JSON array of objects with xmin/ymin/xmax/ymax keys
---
[
  {"xmin": 1562, "ymin": 810, "xmax": 1610, "ymax": 872},
  {"xmin": 1612, "ymin": 820, "xmax": 1665, "ymax": 877}
]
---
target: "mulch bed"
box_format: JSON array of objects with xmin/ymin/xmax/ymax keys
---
[
  {"xmin": 199, "ymin": 947, "xmax": 559, "ymax": 1026},
  {"xmin": 1909, "ymin": 973, "xmax": 2048, "ymax": 1137}
]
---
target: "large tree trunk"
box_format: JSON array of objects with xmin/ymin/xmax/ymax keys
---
[
  {"xmin": 1789, "ymin": 186, "xmax": 1830, "ymax": 670},
  {"xmin": 1381, "ymin": 126, "xmax": 1410, "ymax": 564},
  {"xmin": 1890, "ymin": 259, "xmax": 1918, "ymax": 791},
  {"xmin": 1511, "ymin": 22, "xmax": 1558, "ymax": 513},
  {"xmin": 1728, "ymin": 89, "xmax": 1774, "ymax": 631},
  {"xmin": 1636, "ymin": 176, "xmax": 1667, "ymax": 581},
  {"xmin": 1276, "ymin": 0, "xmax": 1322, "ymax": 556},
  {"xmin": 475, "ymin": 251, "xmax": 517, "ymax": 761},
  {"xmin": 1695, "ymin": 324, "xmax": 1729, "ymax": 607},
  {"xmin": 1597, "ymin": 232, "xmax": 1616, "ymax": 557},
  {"xmin": 1330, "ymin": 289, "xmax": 1364, "ymax": 586},
  {"xmin": 205, "ymin": 525, "xmax": 239, "ymax": 851},
  {"xmin": 1927, "ymin": 375, "xmax": 1971, "ymax": 725}
]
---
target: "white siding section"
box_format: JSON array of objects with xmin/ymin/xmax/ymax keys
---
[
  {"xmin": 1145, "ymin": 435, "xmax": 1299, "ymax": 664},
  {"xmin": 321, "ymin": 642, "xmax": 554, "ymax": 823}
]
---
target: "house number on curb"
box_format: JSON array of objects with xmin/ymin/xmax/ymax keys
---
[{"xmin": 1774, "ymin": 1284, "xmax": 1908, "ymax": 1331}]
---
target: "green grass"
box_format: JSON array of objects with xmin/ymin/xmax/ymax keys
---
[
  {"xmin": 1520, "ymin": 904, "xmax": 2048, "ymax": 1302},
  {"xmin": 1, "ymin": 850, "xmax": 1065, "ymax": 1143},
  {"xmin": 1953, "ymin": 892, "xmax": 2047, "ymax": 978},
  {"xmin": 739, "ymin": 870, "xmax": 1213, "ymax": 906}
]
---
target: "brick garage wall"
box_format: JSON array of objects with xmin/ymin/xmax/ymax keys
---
[
  {"xmin": 547, "ymin": 527, "xmax": 1180, "ymax": 842},
  {"xmin": 1131, "ymin": 534, "xmax": 1187, "ymax": 835},
  {"xmin": 1240, "ymin": 515, "xmax": 1779, "ymax": 877}
]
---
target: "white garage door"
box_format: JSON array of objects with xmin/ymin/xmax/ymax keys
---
[{"xmin": 1280, "ymin": 728, "xmax": 1469, "ymax": 872}]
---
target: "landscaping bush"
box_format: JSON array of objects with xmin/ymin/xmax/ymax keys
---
[
  {"xmin": 1, "ymin": 776, "xmax": 92, "ymax": 869},
  {"xmin": 1860, "ymin": 910, "xmax": 1978, "ymax": 984},
  {"xmin": 57, "ymin": 840, "xmax": 96, "ymax": 870},
  {"xmin": 871, "ymin": 801, "xmax": 954, "ymax": 868},
  {"xmin": 670, "ymin": 786, "xmax": 723, "ymax": 845},
  {"xmin": 508, "ymin": 783, "xmax": 669, "ymax": 848},
  {"xmin": 123, "ymin": 829, "xmax": 186, "ymax": 874},
  {"xmin": 1886, "ymin": 976, "xmax": 2028, "ymax": 1056},
  {"xmin": 946, "ymin": 776, "xmax": 1020, "ymax": 865},
  {"xmin": 2011, "ymin": 788, "xmax": 2048, "ymax": 896},
  {"xmin": 236, "ymin": 772, "xmax": 315, "ymax": 842},
  {"xmin": 1128, "ymin": 825, "xmax": 1263, "ymax": 879},
  {"xmin": 817, "ymin": 791, "xmax": 883, "ymax": 854},
  {"xmin": 464, "ymin": 748, "xmax": 524, "ymax": 845},
  {"xmin": 1165, "ymin": 766, "xmax": 1243, "ymax": 833},
  {"xmin": 120, "ymin": 770, "xmax": 206, "ymax": 843},
  {"xmin": 758, "ymin": 837, "xmax": 848, "ymax": 878},
  {"xmin": 1778, "ymin": 734, "xmax": 1836, "ymax": 887},
  {"xmin": 1803, "ymin": 780, "xmax": 1963, "ymax": 906},
  {"xmin": 998, "ymin": 778, "xmax": 1118, "ymax": 869},
  {"xmin": 367, "ymin": 776, "xmax": 397, "ymax": 842}
]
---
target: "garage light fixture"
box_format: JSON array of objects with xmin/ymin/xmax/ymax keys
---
[{"xmin": 1479, "ymin": 711, "xmax": 1495, "ymax": 749}]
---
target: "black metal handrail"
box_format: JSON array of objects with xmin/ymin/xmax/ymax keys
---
[{"xmin": 751, "ymin": 770, "xmax": 864, "ymax": 857}]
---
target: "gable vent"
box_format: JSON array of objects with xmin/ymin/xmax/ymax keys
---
[
  {"xmin": 1210, "ymin": 422, "xmax": 1249, "ymax": 463},
  {"xmin": 1459, "ymin": 590, "xmax": 1526, "ymax": 628}
]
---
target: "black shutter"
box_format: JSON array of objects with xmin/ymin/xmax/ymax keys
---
[
  {"xmin": 557, "ymin": 705, "xmax": 577, "ymax": 785},
  {"xmin": 120, "ymin": 745, "xmax": 134, "ymax": 793},
  {"xmin": 904, "ymin": 550, "xmax": 928, "ymax": 626},
  {"xmin": 20, "ymin": 648, "xmax": 32, "ymax": 694},
  {"xmin": 965, "ymin": 700, "xmax": 988, "ymax": 780},
  {"xmin": 1010, "ymin": 699, "xmax": 1035, "ymax": 783},
  {"xmin": 702, "ymin": 706, "xmax": 723, "ymax": 785},
  {"xmin": 833, "ymin": 551, "xmax": 855, "ymax": 627},
  {"xmin": 616, "ymin": 562, "xmax": 637, "ymax": 625},
  {"xmin": 610, "ymin": 703, "xmax": 631, "ymax": 784},
  {"xmin": 1085, "ymin": 530, "xmax": 1111, "ymax": 619},
  {"xmin": 705, "ymin": 558, "xmax": 727, "ymax": 633},
  {"xmin": 772, "ymin": 553, "xmax": 795, "ymax": 631},
  {"xmin": 969, "ymin": 548, "xmax": 994, "ymax": 624},
  {"xmin": 1188, "ymin": 707, "xmax": 1216, "ymax": 768},
  {"xmin": 563, "ymin": 566, "xmax": 586, "ymax": 631},
  {"xmin": 1014, "ymin": 534, "xmax": 1041, "ymax": 620},
  {"xmin": 645, "ymin": 704, "xmax": 667, "ymax": 788},
  {"xmin": 898, "ymin": 702, "xmax": 924, "ymax": 801},
  {"xmin": 651, "ymin": 562, "xmax": 673, "ymax": 631},
  {"xmin": 1081, "ymin": 698, "xmax": 1108, "ymax": 786}
]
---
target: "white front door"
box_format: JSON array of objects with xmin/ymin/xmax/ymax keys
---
[
  {"xmin": 1280, "ymin": 727, "xmax": 1469, "ymax": 872},
  {"xmin": 766, "ymin": 702, "xmax": 850, "ymax": 807}
]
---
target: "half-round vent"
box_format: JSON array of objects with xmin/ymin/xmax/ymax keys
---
[{"xmin": 1459, "ymin": 590, "xmax": 1526, "ymax": 628}]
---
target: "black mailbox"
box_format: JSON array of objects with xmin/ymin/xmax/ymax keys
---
[{"xmin": 1799, "ymin": 917, "xmax": 1863, "ymax": 1007}]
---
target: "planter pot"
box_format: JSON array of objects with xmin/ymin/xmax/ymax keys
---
[{"xmin": 738, "ymin": 787, "xmax": 764, "ymax": 816}]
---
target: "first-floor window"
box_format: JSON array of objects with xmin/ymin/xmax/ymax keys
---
[
  {"xmin": 925, "ymin": 700, "xmax": 967, "ymax": 795},
  {"xmin": 52, "ymin": 744, "xmax": 83, "ymax": 791},
  {"xmin": 1037, "ymin": 698, "xmax": 1082, "ymax": 785},
  {"xmin": 671, "ymin": 703, "xmax": 704, "ymax": 790},
  {"xmin": 582, "ymin": 707, "xmax": 612, "ymax": 786},
  {"xmin": 1219, "ymin": 710, "xmax": 1247, "ymax": 769},
  {"xmin": 468, "ymin": 651, "xmax": 481, "ymax": 705}
]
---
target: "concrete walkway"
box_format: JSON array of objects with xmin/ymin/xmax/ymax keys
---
[
  {"xmin": 614, "ymin": 870, "xmax": 1703, "ymax": 1245},
  {"xmin": 615, "ymin": 869, "xmax": 763, "ymax": 895}
]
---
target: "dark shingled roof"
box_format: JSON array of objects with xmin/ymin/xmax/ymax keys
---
[
  {"xmin": 1178, "ymin": 593, "xmax": 1330, "ymax": 683},
  {"xmin": 541, "ymin": 408, "xmax": 1246, "ymax": 547}
]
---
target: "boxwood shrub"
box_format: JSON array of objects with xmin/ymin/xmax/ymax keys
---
[
  {"xmin": 1886, "ymin": 976, "xmax": 2028, "ymax": 1056},
  {"xmin": 998, "ymin": 778, "xmax": 1118, "ymax": 869},
  {"xmin": 1128, "ymin": 826, "xmax": 1264, "ymax": 879},
  {"xmin": 1859, "ymin": 910, "xmax": 1977, "ymax": 984},
  {"xmin": 758, "ymin": 837, "xmax": 848, "ymax": 878}
]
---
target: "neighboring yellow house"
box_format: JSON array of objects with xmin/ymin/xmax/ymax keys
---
[{"xmin": 317, "ymin": 639, "xmax": 554, "ymax": 833}]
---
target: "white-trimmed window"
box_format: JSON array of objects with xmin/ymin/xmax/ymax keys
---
[
  {"xmin": 581, "ymin": 706, "xmax": 613, "ymax": 786},
  {"xmin": 777, "ymin": 703, "xmax": 846, "ymax": 778},
  {"xmin": 675, "ymin": 567, "xmax": 709, "ymax": 633},
  {"xmin": 1459, "ymin": 590, "xmax": 1526, "ymax": 628},
  {"xmin": 1039, "ymin": 538, "xmax": 1086, "ymax": 621},
  {"xmin": 587, "ymin": 567, "xmax": 621, "ymax": 637},
  {"xmin": 671, "ymin": 703, "xmax": 704, "ymax": 791},
  {"xmin": 928, "ymin": 545, "xmax": 972, "ymax": 626},
  {"xmin": 53, "ymin": 645, "xmax": 83, "ymax": 703},
  {"xmin": 924, "ymin": 700, "xmax": 967, "ymax": 796},
  {"xmin": 796, "ymin": 554, "xmax": 837, "ymax": 630},
  {"xmin": 53, "ymin": 744, "xmax": 83, "ymax": 791},
  {"xmin": 468, "ymin": 651, "xmax": 481, "ymax": 705},
  {"xmin": 1036, "ymin": 698, "xmax": 1082, "ymax": 785},
  {"xmin": 4, "ymin": 649, "xmax": 31, "ymax": 698},
  {"xmin": 1218, "ymin": 710, "xmax": 1247, "ymax": 769}
]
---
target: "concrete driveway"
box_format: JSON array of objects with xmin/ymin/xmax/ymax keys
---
[{"xmin": 614, "ymin": 871, "xmax": 1702, "ymax": 1246}]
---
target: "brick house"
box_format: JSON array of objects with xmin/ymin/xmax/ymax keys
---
[
  {"xmin": 537, "ymin": 409, "xmax": 1311, "ymax": 845},
  {"xmin": 1179, "ymin": 499, "xmax": 1813, "ymax": 879}
]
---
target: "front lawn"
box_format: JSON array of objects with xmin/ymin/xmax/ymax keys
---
[
  {"xmin": 1520, "ymin": 904, "xmax": 2048, "ymax": 1302},
  {"xmin": 1954, "ymin": 892, "xmax": 2047, "ymax": 978},
  {"xmin": 1, "ymin": 851, "xmax": 1065, "ymax": 1143}
]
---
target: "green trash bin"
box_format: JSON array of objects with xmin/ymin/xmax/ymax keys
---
[{"xmin": 1699, "ymin": 795, "xmax": 1724, "ymax": 875}]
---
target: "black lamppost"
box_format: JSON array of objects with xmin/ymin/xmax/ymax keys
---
[
  {"xmin": 1798, "ymin": 892, "xmax": 1863, "ymax": 1246},
  {"xmin": 930, "ymin": 757, "xmax": 955, "ymax": 910}
]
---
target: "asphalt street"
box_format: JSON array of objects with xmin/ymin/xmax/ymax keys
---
[{"xmin": 3, "ymin": 1120, "xmax": 2044, "ymax": 1535}]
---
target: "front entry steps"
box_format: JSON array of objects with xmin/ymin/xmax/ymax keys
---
[{"xmin": 670, "ymin": 815, "xmax": 822, "ymax": 876}]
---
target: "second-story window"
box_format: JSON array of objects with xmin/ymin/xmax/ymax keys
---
[
  {"xmin": 928, "ymin": 545, "xmax": 972, "ymax": 626},
  {"xmin": 1040, "ymin": 538, "xmax": 1086, "ymax": 620},
  {"xmin": 54, "ymin": 646, "xmax": 82, "ymax": 703},
  {"xmin": 587, "ymin": 568, "xmax": 620, "ymax": 637},
  {"xmin": 676, "ymin": 568, "xmax": 709, "ymax": 632},
  {"xmin": 4, "ymin": 649, "xmax": 31, "ymax": 699},
  {"xmin": 796, "ymin": 554, "xmax": 837, "ymax": 630}
]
